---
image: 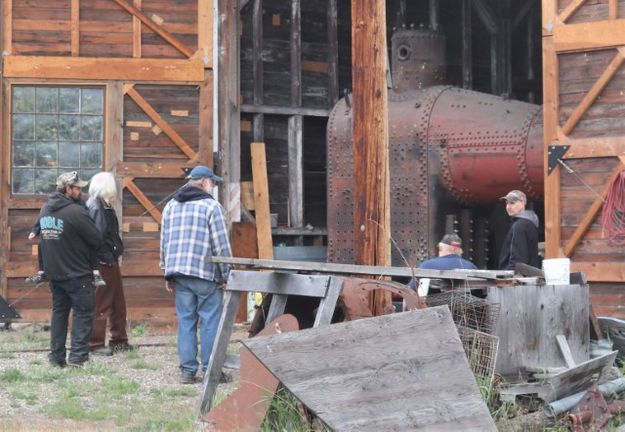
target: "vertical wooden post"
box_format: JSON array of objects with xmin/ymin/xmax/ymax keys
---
[
  {"xmin": 218, "ymin": 0, "xmax": 241, "ymax": 225},
  {"xmin": 461, "ymin": 0, "xmax": 472, "ymax": 89},
  {"xmin": 3, "ymin": 0, "xmax": 12, "ymax": 55},
  {"xmin": 106, "ymin": 82, "xmax": 125, "ymax": 220},
  {"xmin": 252, "ymin": 0, "xmax": 264, "ymax": 141},
  {"xmin": 0, "ymin": 81, "xmax": 7, "ymax": 301},
  {"xmin": 543, "ymin": 0, "xmax": 561, "ymax": 258},
  {"xmin": 288, "ymin": 115, "xmax": 303, "ymax": 229},
  {"xmin": 351, "ymin": 0, "xmax": 391, "ymax": 315},
  {"xmin": 327, "ymin": 0, "xmax": 339, "ymax": 106},
  {"xmin": 290, "ymin": 0, "xmax": 301, "ymax": 108},
  {"xmin": 198, "ymin": 0, "xmax": 212, "ymax": 65},
  {"xmin": 251, "ymin": 143, "xmax": 274, "ymax": 260},
  {"xmin": 71, "ymin": 0, "xmax": 80, "ymax": 56},
  {"xmin": 133, "ymin": 0, "xmax": 142, "ymax": 58}
]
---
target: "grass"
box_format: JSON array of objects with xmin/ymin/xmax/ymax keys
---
[
  {"xmin": 261, "ymin": 387, "xmax": 329, "ymax": 432},
  {"xmin": 130, "ymin": 323, "xmax": 149, "ymax": 337},
  {"xmin": 0, "ymin": 368, "xmax": 27, "ymax": 383}
]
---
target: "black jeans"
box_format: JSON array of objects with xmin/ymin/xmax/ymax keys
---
[{"xmin": 49, "ymin": 275, "xmax": 96, "ymax": 364}]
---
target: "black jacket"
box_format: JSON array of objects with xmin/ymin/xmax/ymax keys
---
[
  {"xmin": 498, "ymin": 210, "xmax": 541, "ymax": 271},
  {"xmin": 87, "ymin": 197, "xmax": 124, "ymax": 264},
  {"xmin": 39, "ymin": 192, "xmax": 103, "ymax": 281}
]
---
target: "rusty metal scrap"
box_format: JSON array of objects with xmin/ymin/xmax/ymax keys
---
[{"xmin": 566, "ymin": 385, "xmax": 625, "ymax": 432}]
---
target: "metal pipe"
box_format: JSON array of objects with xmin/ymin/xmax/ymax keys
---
[{"xmin": 545, "ymin": 377, "xmax": 625, "ymax": 417}]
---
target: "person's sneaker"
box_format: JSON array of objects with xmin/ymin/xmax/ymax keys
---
[
  {"xmin": 94, "ymin": 273, "xmax": 106, "ymax": 287},
  {"xmin": 25, "ymin": 271, "xmax": 47, "ymax": 285},
  {"xmin": 67, "ymin": 359, "xmax": 87, "ymax": 368},
  {"xmin": 180, "ymin": 373, "xmax": 198, "ymax": 384},
  {"xmin": 91, "ymin": 346, "xmax": 113, "ymax": 356},
  {"xmin": 111, "ymin": 342, "xmax": 135, "ymax": 353}
]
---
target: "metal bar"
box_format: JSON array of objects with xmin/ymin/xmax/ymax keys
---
[{"xmin": 211, "ymin": 257, "xmax": 514, "ymax": 280}]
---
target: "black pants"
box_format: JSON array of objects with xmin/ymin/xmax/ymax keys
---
[{"xmin": 49, "ymin": 276, "xmax": 96, "ymax": 364}]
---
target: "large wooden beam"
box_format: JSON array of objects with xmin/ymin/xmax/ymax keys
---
[
  {"xmin": 218, "ymin": 0, "xmax": 241, "ymax": 225},
  {"xmin": 560, "ymin": 137, "xmax": 625, "ymax": 159},
  {"xmin": 351, "ymin": 0, "xmax": 391, "ymax": 316},
  {"xmin": 116, "ymin": 162, "xmax": 188, "ymax": 178},
  {"xmin": 288, "ymin": 115, "xmax": 303, "ymax": 229},
  {"xmin": 198, "ymin": 0, "xmax": 213, "ymax": 66},
  {"xmin": 4, "ymin": 56, "xmax": 205, "ymax": 82},
  {"xmin": 290, "ymin": 0, "xmax": 301, "ymax": 107},
  {"xmin": 123, "ymin": 178, "xmax": 162, "ymax": 223},
  {"xmin": 573, "ymin": 262, "xmax": 625, "ymax": 282},
  {"xmin": 251, "ymin": 143, "xmax": 273, "ymax": 260},
  {"xmin": 327, "ymin": 0, "xmax": 339, "ymax": 105},
  {"xmin": 125, "ymin": 85, "xmax": 197, "ymax": 159},
  {"xmin": 558, "ymin": 0, "xmax": 585, "ymax": 24},
  {"xmin": 252, "ymin": 0, "xmax": 264, "ymax": 141},
  {"xmin": 554, "ymin": 19, "xmax": 625, "ymax": 52},
  {"xmin": 543, "ymin": 0, "xmax": 561, "ymax": 259},
  {"xmin": 111, "ymin": 0, "xmax": 194, "ymax": 57},
  {"xmin": 3, "ymin": 0, "xmax": 12, "ymax": 55}
]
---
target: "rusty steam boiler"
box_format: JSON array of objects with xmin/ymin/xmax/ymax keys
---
[{"xmin": 327, "ymin": 28, "xmax": 544, "ymax": 269}]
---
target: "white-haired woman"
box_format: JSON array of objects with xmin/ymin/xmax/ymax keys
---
[{"xmin": 87, "ymin": 172, "xmax": 131, "ymax": 355}]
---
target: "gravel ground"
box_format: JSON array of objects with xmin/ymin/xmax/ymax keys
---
[{"xmin": 0, "ymin": 322, "xmax": 245, "ymax": 431}]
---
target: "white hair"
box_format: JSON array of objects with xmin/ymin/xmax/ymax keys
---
[{"xmin": 89, "ymin": 172, "xmax": 118, "ymax": 203}]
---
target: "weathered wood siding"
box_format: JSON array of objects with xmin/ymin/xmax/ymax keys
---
[
  {"xmin": 543, "ymin": 0, "xmax": 625, "ymax": 317},
  {"xmin": 0, "ymin": 0, "xmax": 211, "ymax": 325}
]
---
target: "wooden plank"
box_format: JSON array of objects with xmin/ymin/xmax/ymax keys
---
[
  {"xmin": 352, "ymin": 0, "xmax": 391, "ymax": 316},
  {"xmin": 106, "ymin": 81, "xmax": 125, "ymax": 227},
  {"xmin": 116, "ymin": 162, "xmax": 187, "ymax": 178},
  {"xmin": 487, "ymin": 284, "xmax": 589, "ymax": 376},
  {"xmin": 563, "ymin": 159, "xmax": 625, "ymax": 257},
  {"xmin": 563, "ymin": 136, "xmax": 625, "ymax": 159},
  {"xmin": 590, "ymin": 305, "xmax": 605, "ymax": 339},
  {"xmin": 543, "ymin": 32, "xmax": 561, "ymax": 258},
  {"xmin": 542, "ymin": 0, "xmax": 556, "ymax": 37},
  {"xmin": 3, "ymin": 0, "xmax": 12, "ymax": 55},
  {"xmin": 251, "ymin": 143, "xmax": 273, "ymax": 260},
  {"xmin": 123, "ymin": 178, "xmax": 162, "ymax": 223},
  {"xmin": 209, "ymin": 256, "xmax": 514, "ymax": 280},
  {"xmin": 556, "ymin": 334, "xmax": 577, "ymax": 368},
  {"xmin": 4, "ymin": 56, "xmax": 205, "ymax": 82},
  {"xmin": 244, "ymin": 306, "xmax": 497, "ymax": 431},
  {"xmin": 610, "ymin": 0, "xmax": 618, "ymax": 20},
  {"xmin": 126, "ymin": 86, "xmax": 197, "ymax": 159},
  {"xmin": 287, "ymin": 115, "xmax": 303, "ymax": 228},
  {"xmin": 197, "ymin": 290, "xmax": 242, "ymax": 415},
  {"xmin": 199, "ymin": 70, "xmax": 213, "ymax": 167},
  {"xmin": 561, "ymin": 50, "xmax": 624, "ymax": 136},
  {"xmin": 241, "ymin": 104, "xmax": 330, "ymax": 117},
  {"xmin": 125, "ymin": 120, "xmax": 152, "ymax": 128},
  {"xmin": 111, "ymin": 0, "xmax": 193, "ymax": 57},
  {"xmin": 265, "ymin": 294, "xmax": 288, "ymax": 324},
  {"xmin": 327, "ymin": 0, "xmax": 339, "ymax": 105},
  {"xmin": 554, "ymin": 19, "xmax": 625, "ymax": 52},
  {"xmin": 217, "ymin": 0, "xmax": 241, "ymax": 225},
  {"xmin": 572, "ymin": 262, "xmax": 625, "ymax": 282},
  {"xmin": 71, "ymin": 0, "xmax": 79, "ymax": 56},
  {"xmin": 133, "ymin": 0, "xmax": 142, "ymax": 58},
  {"xmin": 0, "ymin": 81, "xmax": 8, "ymax": 298},
  {"xmin": 197, "ymin": 0, "xmax": 212, "ymax": 67},
  {"xmin": 557, "ymin": 0, "xmax": 585, "ymax": 24},
  {"xmin": 472, "ymin": 0, "xmax": 497, "ymax": 34},
  {"xmin": 313, "ymin": 277, "xmax": 343, "ymax": 327},
  {"xmin": 290, "ymin": 0, "xmax": 301, "ymax": 107},
  {"xmin": 227, "ymin": 271, "xmax": 330, "ymax": 297},
  {"xmin": 231, "ymin": 223, "xmax": 258, "ymax": 323}
]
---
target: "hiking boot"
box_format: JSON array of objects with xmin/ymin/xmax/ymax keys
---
[
  {"xmin": 67, "ymin": 359, "xmax": 87, "ymax": 368},
  {"xmin": 49, "ymin": 359, "xmax": 67, "ymax": 368},
  {"xmin": 111, "ymin": 342, "xmax": 135, "ymax": 353},
  {"xmin": 180, "ymin": 373, "xmax": 198, "ymax": 384},
  {"xmin": 25, "ymin": 271, "xmax": 47, "ymax": 285},
  {"xmin": 91, "ymin": 346, "xmax": 113, "ymax": 356},
  {"xmin": 94, "ymin": 273, "xmax": 106, "ymax": 287}
]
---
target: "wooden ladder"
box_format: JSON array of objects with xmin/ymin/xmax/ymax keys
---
[{"xmin": 196, "ymin": 269, "xmax": 344, "ymax": 417}]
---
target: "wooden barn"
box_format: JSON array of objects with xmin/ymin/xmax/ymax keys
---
[{"xmin": 2, "ymin": 0, "xmax": 625, "ymax": 324}]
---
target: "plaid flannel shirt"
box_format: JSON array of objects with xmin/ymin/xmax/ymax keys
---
[{"xmin": 160, "ymin": 196, "xmax": 232, "ymax": 283}]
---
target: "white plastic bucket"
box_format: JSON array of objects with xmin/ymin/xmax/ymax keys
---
[{"xmin": 542, "ymin": 258, "xmax": 571, "ymax": 285}]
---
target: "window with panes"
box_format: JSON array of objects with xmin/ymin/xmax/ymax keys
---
[{"xmin": 11, "ymin": 86, "xmax": 104, "ymax": 194}]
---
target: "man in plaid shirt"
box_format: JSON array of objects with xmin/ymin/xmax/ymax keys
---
[{"xmin": 160, "ymin": 165, "xmax": 232, "ymax": 384}]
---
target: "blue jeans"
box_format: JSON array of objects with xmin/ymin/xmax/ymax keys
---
[
  {"xmin": 49, "ymin": 275, "xmax": 95, "ymax": 365},
  {"xmin": 174, "ymin": 276, "xmax": 223, "ymax": 376}
]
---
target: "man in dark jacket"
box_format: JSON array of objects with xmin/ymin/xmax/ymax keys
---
[
  {"xmin": 498, "ymin": 190, "xmax": 541, "ymax": 271},
  {"xmin": 39, "ymin": 171, "xmax": 102, "ymax": 367}
]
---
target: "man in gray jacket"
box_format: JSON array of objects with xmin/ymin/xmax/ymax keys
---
[{"xmin": 498, "ymin": 190, "xmax": 541, "ymax": 271}]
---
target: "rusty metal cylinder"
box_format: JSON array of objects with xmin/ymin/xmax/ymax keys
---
[{"xmin": 391, "ymin": 28, "xmax": 446, "ymax": 91}]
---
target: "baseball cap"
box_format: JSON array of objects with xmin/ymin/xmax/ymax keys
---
[
  {"xmin": 440, "ymin": 233, "xmax": 462, "ymax": 247},
  {"xmin": 187, "ymin": 165, "xmax": 223, "ymax": 183},
  {"xmin": 56, "ymin": 171, "xmax": 88, "ymax": 189},
  {"xmin": 500, "ymin": 189, "xmax": 526, "ymax": 203}
]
